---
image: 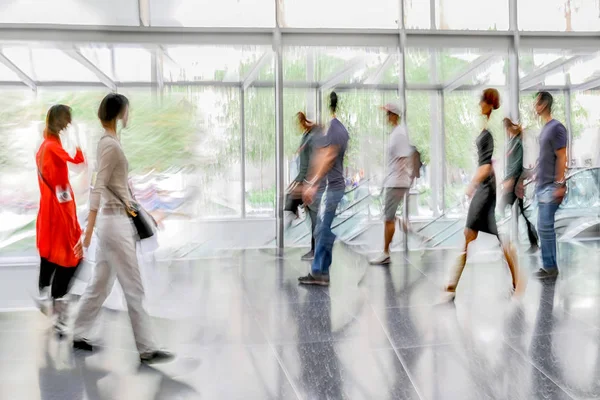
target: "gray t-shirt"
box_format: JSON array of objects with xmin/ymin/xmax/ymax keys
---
[
  {"xmin": 383, "ymin": 125, "xmax": 414, "ymax": 188},
  {"xmin": 316, "ymin": 118, "xmax": 349, "ymax": 191},
  {"xmin": 536, "ymin": 119, "xmax": 567, "ymax": 189}
]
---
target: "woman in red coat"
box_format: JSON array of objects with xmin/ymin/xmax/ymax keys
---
[{"xmin": 36, "ymin": 104, "xmax": 85, "ymax": 336}]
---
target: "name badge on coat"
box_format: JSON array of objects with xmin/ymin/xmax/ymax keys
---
[{"xmin": 56, "ymin": 185, "xmax": 73, "ymax": 203}]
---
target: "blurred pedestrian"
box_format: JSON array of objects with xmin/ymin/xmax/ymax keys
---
[
  {"xmin": 499, "ymin": 118, "xmax": 539, "ymax": 253},
  {"xmin": 445, "ymin": 89, "xmax": 519, "ymax": 298},
  {"xmin": 286, "ymin": 111, "xmax": 322, "ymax": 261},
  {"xmin": 369, "ymin": 103, "xmax": 416, "ymax": 265},
  {"xmin": 35, "ymin": 105, "xmax": 85, "ymax": 336},
  {"xmin": 298, "ymin": 92, "xmax": 349, "ymax": 286}
]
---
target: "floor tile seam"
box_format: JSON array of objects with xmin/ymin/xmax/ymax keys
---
[
  {"xmin": 254, "ymin": 336, "xmax": 396, "ymax": 349},
  {"xmin": 502, "ymin": 336, "xmax": 577, "ymax": 400},
  {"xmin": 540, "ymin": 299, "xmax": 600, "ymax": 330},
  {"xmin": 503, "ymin": 326, "xmax": 599, "ymax": 341},
  {"xmin": 367, "ymin": 301, "xmax": 425, "ymax": 400},
  {"xmin": 244, "ymin": 299, "xmax": 337, "ymax": 308},
  {"xmin": 241, "ymin": 290, "xmax": 304, "ymax": 400}
]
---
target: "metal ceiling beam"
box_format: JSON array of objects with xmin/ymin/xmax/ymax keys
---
[
  {"xmin": 520, "ymin": 57, "xmax": 576, "ymax": 90},
  {"xmin": 519, "ymin": 55, "xmax": 597, "ymax": 90},
  {"xmin": 574, "ymin": 76, "xmax": 600, "ymax": 92},
  {"xmin": 363, "ymin": 55, "xmax": 394, "ymax": 85},
  {"xmin": 64, "ymin": 47, "xmax": 117, "ymax": 91},
  {"xmin": 0, "ymin": 25, "xmax": 599, "ymax": 49},
  {"xmin": 242, "ymin": 52, "xmax": 273, "ymax": 90},
  {"xmin": 0, "ymin": 25, "xmax": 506, "ymax": 48},
  {"xmin": 319, "ymin": 56, "xmax": 367, "ymax": 91},
  {"xmin": 0, "ymin": 50, "xmax": 36, "ymax": 90},
  {"xmin": 443, "ymin": 54, "xmax": 496, "ymax": 92}
]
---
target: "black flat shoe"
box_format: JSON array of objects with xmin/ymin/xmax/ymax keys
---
[
  {"xmin": 73, "ymin": 338, "xmax": 95, "ymax": 352},
  {"xmin": 140, "ymin": 350, "xmax": 175, "ymax": 364},
  {"xmin": 527, "ymin": 245, "xmax": 540, "ymax": 254},
  {"xmin": 532, "ymin": 268, "xmax": 558, "ymax": 279}
]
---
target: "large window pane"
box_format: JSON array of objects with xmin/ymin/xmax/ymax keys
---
[
  {"xmin": 440, "ymin": 49, "xmax": 507, "ymax": 86},
  {"xmin": 404, "ymin": 0, "xmax": 431, "ymax": 29},
  {"xmin": 122, "ymin": 88, "xmax": 241, "ymax": 219},
  {"xmin": 114, "ymin": 48, "xmax": 151, "ymax": 82},
  {"xmin": 406, "ymin": 48, "xmax": 435, "ymax": 84},
  {"xmin": 280, "ymin": 0, "xmax": 399, "ymax": 28},
  {"xmin": 0, "ymin": 61, "xmax": 21, "ymax": 81},
  {"xmin": 244, "ymin": 87, "xmax": 276, "ymax": 218},
  {"xmin": 0, "ymin": 90, "xmax": 106, "ymax": 258},
  {"xmin": 572, "ymin": 92, "xmax": 599, "ymax": 167},
  {"xmin": 150, "ymin": 0, "xmax": 275, "ymax": 27},
  {"xmin": 0, "ymin": 0, "xmax": 138, "ymax": 25},
  {"xmin": 163, "ymin": 46, "xmax": 272, "ymax": 83},
  {"xmin": 519, "ymin": 0, "xmax": 600, "ymax": 31},
  {"xmin": 435, "ymin": 0, "xmax": 508, "ymax": 30},
  {"xmin": 406, "ymin": 91, "xmax": 432, "ymax": 217}
]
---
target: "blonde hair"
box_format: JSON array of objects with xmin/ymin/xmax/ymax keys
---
[{"xmin": 503, "ymin": 117, "xmax": 523, "ymax": 135}]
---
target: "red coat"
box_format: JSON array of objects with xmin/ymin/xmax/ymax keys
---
[{"xmin": 35, "ymin": 135, "xmax": 85, "ymax": 267}]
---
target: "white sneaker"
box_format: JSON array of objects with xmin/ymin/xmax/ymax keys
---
[
  {"xmin": 33, "ymin": 287, "xmax": 50, "ymax": 316},
  {"xmin": 53, "ymin": 298, "xmax": 69, "ymax": 338},
  {"xmin": 369, "ymin": 253, "xmax": 391, "ymax": 265}
]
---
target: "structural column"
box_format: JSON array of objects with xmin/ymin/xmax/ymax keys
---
[
  {"xmin": 398, "ymin": 0, "xmax": 409, "ymax": 251},
  {"xmin": 274, "ymin": 29, "xmax": 285, "ymax": 253},
  {"xmin": 564, "ymin": 87, "xmax": 573, "ymax": 167},
  {"xmin": 429, "ymin": 0, "xmax": 444, "ymax": 216},
  {"xmin": 509, "ymin": 0, "xmax": 520, "ymax": 241},
  {"xmin": 240, "ymin": 88, "xmax": 246, "ymax": 218}
]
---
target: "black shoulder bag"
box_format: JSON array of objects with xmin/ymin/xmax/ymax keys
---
[{"xmin": 105, "ymin": 186, "xmax": 156, "ymax": 240}]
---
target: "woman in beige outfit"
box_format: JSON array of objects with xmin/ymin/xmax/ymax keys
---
[{"xmin": 73, "ymin": 93, "xmax": 173, "ymax": 364}]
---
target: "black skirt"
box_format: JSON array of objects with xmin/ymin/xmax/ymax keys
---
[{"xmin": 466, "ymin": 174, "xmax": 498, "ymax": 236}]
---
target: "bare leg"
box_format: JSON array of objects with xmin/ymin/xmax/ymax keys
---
[
  {"xmin": 383, "ymin": 220, "xmax": 396, "ymax": 254},
  {"xmin": 498, "ymin": 236, "xmax": 522, "ymax": 295},
  {"xmin": 446, "ymin": 228, "xmax": 478, "ymax": 292}
]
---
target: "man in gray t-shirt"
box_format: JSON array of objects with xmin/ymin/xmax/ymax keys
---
[
  {"xmin": 533, "ymin": 92, "xmax": 568, "ymax": 279},
  {"xmin": 370, "ymin": 103, "xmax": 415, "ymax": 265}
]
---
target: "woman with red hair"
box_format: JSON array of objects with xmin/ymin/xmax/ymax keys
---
[
  {"xmin": 445, "ymin": 89, "xmax": 519, "ymax": 298},
  {"xmin": 36, "ymin": 104, "xmax": 85, "ymax": 336}
]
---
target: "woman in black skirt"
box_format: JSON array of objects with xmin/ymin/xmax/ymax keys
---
[{"xmin": 445, "ymin": 88, "xmax": 519, "ymax": 297}]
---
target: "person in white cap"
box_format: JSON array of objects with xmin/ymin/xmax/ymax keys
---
[{"xmin": 370, "ymin": 103, "xmax": 416, "ymax": 265}]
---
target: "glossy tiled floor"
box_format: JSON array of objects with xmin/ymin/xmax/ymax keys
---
[{"xmin": 1, "ymin": 240, "xmax": 600, "ymax": 400}]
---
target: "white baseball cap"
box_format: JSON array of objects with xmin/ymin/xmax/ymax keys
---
[{"xmin": 382, "ymin": 103, "xmax": 402, "ymax": 116}]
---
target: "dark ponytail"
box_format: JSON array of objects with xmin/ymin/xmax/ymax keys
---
[{"xmin": 329, "ymin": 91, "xmax": 338, "ymax": 114}]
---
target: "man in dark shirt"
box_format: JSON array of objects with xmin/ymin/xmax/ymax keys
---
[
  {"xmin": 299, "ymin": 93, "xmax": 349, "ymax": 286},
  {"xmin": 533, "ymin": 92, "xmax": 567, "ymax": 279}
]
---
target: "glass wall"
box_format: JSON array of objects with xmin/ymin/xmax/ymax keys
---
[
  {"xmin": 2, "ymin": 0, "xmax": 600, "ymax": 257},
  {"xmin": 244, "ymin": 87, "xmax": 276, "ymax": 217}
]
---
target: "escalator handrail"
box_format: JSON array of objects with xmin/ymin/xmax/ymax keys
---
[{"xmin": 522, "ymin": 166, "xmax": 600, "ymax": 187}]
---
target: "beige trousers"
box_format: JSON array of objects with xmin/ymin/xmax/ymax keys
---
[{"xmin": 73, "ymin": 213, "xmax": 156, "ymax": 353}]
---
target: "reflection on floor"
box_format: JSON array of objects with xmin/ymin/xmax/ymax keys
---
[{"xmin": 0, "ymin": 241, "xmax": 599, "ymax": 399}]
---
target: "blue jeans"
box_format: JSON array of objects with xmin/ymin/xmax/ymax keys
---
[
  {"xmin": 311, "ymin": 189, "xmax": 344, "ymax": 276},
  {"xmin": 537, "ymin": 185, "xmax": 561, "ymax": 271}
]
